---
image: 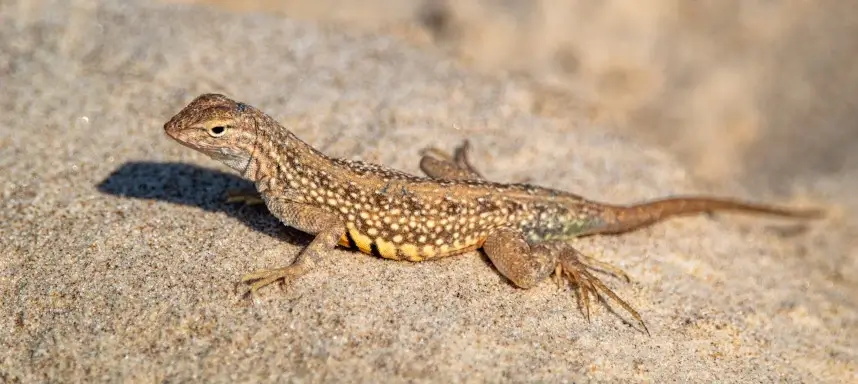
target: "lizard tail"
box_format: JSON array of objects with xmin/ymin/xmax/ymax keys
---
[{"xmin": 585, "ymin": 196, "xmax": 824, "ymax": 235}]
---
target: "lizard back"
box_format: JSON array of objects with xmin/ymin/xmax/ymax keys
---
[{"xmin": 250, "ymin": 129, "xmax": 605, "ymax": 260}]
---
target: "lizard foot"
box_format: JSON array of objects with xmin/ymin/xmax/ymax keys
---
[
  {"xmin": 226, "ymin": 188, "xmax": 265, "ymax": 205},
  {"xmin": 419, "ymin": 146, "xmax": 455, "ymax": 162},
  {"xmin": 418, "ymin": 140, "xmax": 484, "ymax": 181},
  {"xmin": 239, "ymin": 262, "xmax": 309, "ymax": 298},
  {"xmin": 554, "ymin": 248, "xmax": 649, "ymax": 335}
]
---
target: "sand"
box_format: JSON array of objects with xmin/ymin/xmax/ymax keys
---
[{"xmin": 1, "ymin": 0, "xmax": 856, "ymax": 382}]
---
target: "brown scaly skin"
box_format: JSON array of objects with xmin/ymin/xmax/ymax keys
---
[{"xmin": 164, "ymin": 93, "xmax": 823, "ymax": 334}]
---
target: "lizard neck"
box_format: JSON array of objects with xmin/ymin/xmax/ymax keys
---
[{"xmin": 243, "ymin": 121, "xmax": 335, "ymax": 197}]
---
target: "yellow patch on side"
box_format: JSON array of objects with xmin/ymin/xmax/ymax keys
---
[
  {"xmin": 421, "ymin": 245, "xmax": 437, "ymax": 259},
  {"xmin": 348, "ymin": 228, "xmax": 374, "ymax": 254},
  {"xmin": 375, "ymin": 238, "xmax": 400, "ymax": 260},
  {"xmin": 399, "ymin": 244, "xmax": 422, "ymax": 261},
  {"xmin": 452, "ymin": 238, "xmax": 482, "ymax": 253},
  {"xmin": 430, "ymin": 238, "xmax": 486, "ymax": 259},
  {"xmin": 338, "ymin": 234, "xmax": 351, "ymax": 247}
]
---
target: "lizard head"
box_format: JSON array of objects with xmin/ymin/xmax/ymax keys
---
[{"xmin": 164, "ymin": 93, "xmax": 259, "ymax": 173}]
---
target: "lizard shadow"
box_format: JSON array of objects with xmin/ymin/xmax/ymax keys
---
[{"xmin": 95, "ymin": 161, "xmax": 311, "ymax": 246}]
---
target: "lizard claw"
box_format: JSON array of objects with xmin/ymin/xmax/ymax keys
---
[{"xmin": 557, "ymin": 250, "xmax": 649, "ymax": 335}]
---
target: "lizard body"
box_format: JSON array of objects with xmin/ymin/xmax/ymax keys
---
[{"xmin": 165, "ymin": 94, "xmax": 821, "ymax": 333}]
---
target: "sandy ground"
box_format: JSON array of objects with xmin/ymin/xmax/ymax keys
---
[{"xmin": 1, "ymin": 0, "xmax": 856, "ymax": 382}]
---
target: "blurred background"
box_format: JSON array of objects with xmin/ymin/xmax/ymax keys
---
[{"xmin": 169, "ymin": 0, "xmax": 858, "ymax": 199}]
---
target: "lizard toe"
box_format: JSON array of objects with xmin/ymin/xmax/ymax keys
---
[
  {"xmin": 557, "ymin": 250, "xmax": 649, "ymax": 335},
  {"xmin": 240, "ymin": 263, "xmax": 309, "ymax": 297}
]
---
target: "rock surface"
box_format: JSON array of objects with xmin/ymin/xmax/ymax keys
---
[{"xmin": 1, "ymin": 0, "xmax": 855, "ymax": 382}]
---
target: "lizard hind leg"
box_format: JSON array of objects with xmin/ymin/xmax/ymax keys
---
[
  {"xmin": 482, "ymin": 228, "xmax": 648, "ymax": 334},
  {"xmin": 555, "ymin": 245, "xmax": 649, "ymax": 335},
  {"xmin": 482, "ymin": 227, "xmax": 558, "ymax": 289},
  {"xmin": 418, "ymin": 139, "xmax": 485, "ymax": 181}
]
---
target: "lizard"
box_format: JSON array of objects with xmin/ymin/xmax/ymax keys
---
[{"xmin": 164, "ymin": 93, "xmax": 823, "ymax": 334}]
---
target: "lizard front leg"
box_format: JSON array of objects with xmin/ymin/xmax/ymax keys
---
[
  {"xmin": 241, "ymin": 199, "xmax": 345, "ymax": 296},
  {"xmin": 225, "ymin": 188, "xmax": 264, "ymax": 205},
  {"xmin": 482, "ymin": 227, "xmax": 648, "ymax": 334}
]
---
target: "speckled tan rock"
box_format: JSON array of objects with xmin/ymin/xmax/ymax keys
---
[{"xmin": 0, "ymin": 1, "xmax": 854, "ymax": 382}]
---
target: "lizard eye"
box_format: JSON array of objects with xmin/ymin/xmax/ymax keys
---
[{"xmin": 208, "ymin": 125, "xmax": 227, "ymax": 137}]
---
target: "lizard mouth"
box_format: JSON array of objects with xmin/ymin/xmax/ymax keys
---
[{"xmin": 163, "ymin": 131, "xmax": 199, "ymax": 152}]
